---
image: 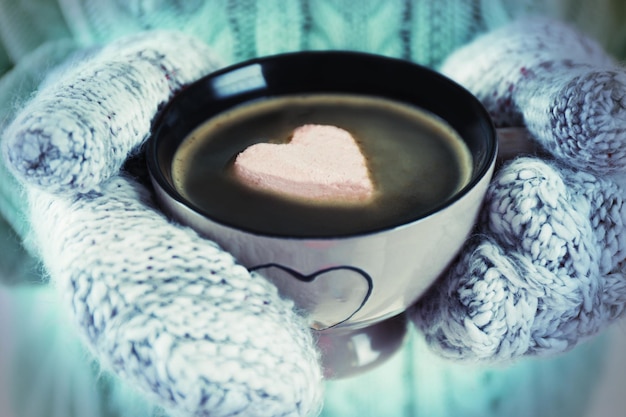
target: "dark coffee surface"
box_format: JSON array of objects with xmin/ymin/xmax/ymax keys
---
[{"xmin": 172, "ymin": 94, "xmax": 472, "ymax": 237}]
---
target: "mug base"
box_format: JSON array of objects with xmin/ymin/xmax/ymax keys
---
[{"xmin": 317, "ymin": 313, "xmax": 409, "ymax": 379}]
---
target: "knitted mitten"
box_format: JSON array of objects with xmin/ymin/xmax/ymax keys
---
[
  {"xmin": 411, "ymin": 17, "xmax": 626, "ymax": 361},
  {"xmin": 1, "ymin": 31, "xmax": 323, "ymax": 417},
  {"xmin": 1, "ymin": 30, "xmax": 224, "ymax": 194}
]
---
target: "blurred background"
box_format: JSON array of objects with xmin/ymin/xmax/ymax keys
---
[{"xmin": 2, "ymin": 1, "xmax": 626, "ymax": 416}]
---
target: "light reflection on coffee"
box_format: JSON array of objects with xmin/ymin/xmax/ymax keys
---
[{"xmin": 172, "ymin": 94, "xmax": 472, "ymax": 237}]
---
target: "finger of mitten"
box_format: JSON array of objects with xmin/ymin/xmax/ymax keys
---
[
  {"xmin": 412, "ymin": 157, "xmax": 626, "ymax": 361},
  {"xmin": 410, "ymin": 236, "xmax": 626, "ymax": 362},
  {"xmin": 482, "ymin": 158, "xmax": 600, "ymax": 280},
  {"xmin": 2, "ymin": 30, "xmax": 222, "ymax": 195},
  {"xmin": 25, "ymin": 176, "xmax": 323, "ymax": 417},
  {"xmin": 485, "ymin": 156, "xmax": 626, "ymax": 285},
  {"xmin": 481, "ymin": 158, "xmax": 612, "ymax": 330}
]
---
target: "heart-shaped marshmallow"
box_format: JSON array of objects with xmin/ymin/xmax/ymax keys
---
[{"xmin": 232, "ymin": 124, "xmax": 375, "ymax": 204}]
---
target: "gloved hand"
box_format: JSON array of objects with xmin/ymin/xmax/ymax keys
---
[
  {"xmin": 410, "ymin": 17, "xmax": 626, "ymax": 361},
  {"xmin": 1, "ymin": 31, "xmax": 323, "ymax": 417}
]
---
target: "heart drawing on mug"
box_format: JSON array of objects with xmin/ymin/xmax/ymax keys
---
[{"xmin": 250, "ymin": 263, "xmax": 373, "ymax": 330}]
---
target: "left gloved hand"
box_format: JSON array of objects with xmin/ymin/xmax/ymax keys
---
[
  {"xmin": 1, "ymin": 31, "xmax": 323, "ymax": 417},
  {"xmin": 410, "ymin": 17, "xmax": 626, "ymax": 361}
]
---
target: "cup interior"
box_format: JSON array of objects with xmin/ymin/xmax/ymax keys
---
[{"xmin": 147, "ymin": 51, "xmax": 496, "ymax": 237}]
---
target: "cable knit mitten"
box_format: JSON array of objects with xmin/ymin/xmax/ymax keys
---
[
  {"xmin": 1, "ymin": 31, "xmax": 323, "ymax": 417},
  {"xmin": 411, "ymin": 18, "xmax": 626, "ymax": 361}
]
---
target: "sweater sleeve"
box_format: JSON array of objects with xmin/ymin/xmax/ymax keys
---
[{"xmin": 0, "ymin": 0, "xmax": 72, "ymax": 64}]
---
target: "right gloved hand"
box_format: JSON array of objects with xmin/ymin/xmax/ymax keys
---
[{"xmin": 411, "ymin": 17, "xmax": 626, "ymax": 362}]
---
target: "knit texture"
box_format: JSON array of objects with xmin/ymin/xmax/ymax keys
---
[
  {"xmin": 1, "ymin": 31, "xmax": 324, "ymax": 417},
  {"xmin": 440, "ymin": 17, "xmax": 624, "ymax": 174},
  {"xmin": 26, "ymin": 172, "xmax": 323, "ymax": 417},
  {"xmin": 411, "ymin": 19, "xmax": 626, "ymax": 361},
  {"xmin": 38, "ymin": 0, "xmax": 485, "ymax": 68},
  {"xmin": 1, "ymin": 30, "xmax": 222, "ymax": 195},
  {"xmin": 412, "ymin": 158, "xmax": 626, "ymax": 360},
  {"xmin": 0, "ymin": 284, "xmax": 607, "ymax": 417},
  {"xmin": 10, "ymin": 0, "xmax": 622, "ymax": 70},
  {"xmin": 0, "ymin": 39, "xmax": 82, "ymax": 239}
]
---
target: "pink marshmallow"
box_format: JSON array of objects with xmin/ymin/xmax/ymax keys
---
[{"xmin": 232, "ymin": 124, "xmax": 375, "ymax": 204}]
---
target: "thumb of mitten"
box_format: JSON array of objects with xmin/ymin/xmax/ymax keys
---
[
  {"xmin": 25, "ymin": 175, "xmax": 323, "ymax": 417},
  {"xmin": 441, "ymin": 17, "xmax": 626, "ymax": 175},
  {"xmin": 1, "ymin": 30, "xmax": 222, "ymax": 194}
]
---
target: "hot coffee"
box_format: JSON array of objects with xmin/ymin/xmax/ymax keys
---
[{"xmin": 171, "ymin": 93, "xmax": 472, "ymax": 237}]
